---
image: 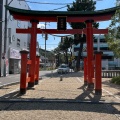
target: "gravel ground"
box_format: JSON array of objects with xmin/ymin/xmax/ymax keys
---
[
  {"xmin": 0, "ymin": 102, "xmax": 119, "ymax": 120},
  {"xmin": 0, "ymin": 84, "xmax": 19, "ymax": 97},
  {"xmin": 0, "ymin": 72, "xmax": 119, "ymax": 120}
]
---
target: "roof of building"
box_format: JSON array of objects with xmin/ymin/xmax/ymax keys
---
[{"xmin": 5, "ymin": 5, "xmax": 120, "ymax": 17}]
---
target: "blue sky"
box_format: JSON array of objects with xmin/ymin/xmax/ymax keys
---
[{"xmin": 26, "ymin": 0, "xmax": 116, "ymax": 51}]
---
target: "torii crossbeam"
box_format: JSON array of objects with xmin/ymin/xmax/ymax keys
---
[{"xmin": 16, "ymin": 28, "xmax": 108, "ymax": 34}]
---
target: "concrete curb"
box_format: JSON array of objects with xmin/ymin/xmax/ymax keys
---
[
  {"xmin": 0, "ymin": 99, "xmax": 120, "ymax": 105},
  {"xmin": 0, "ymin": 81, "xmax": 20, "ymax": 88}
]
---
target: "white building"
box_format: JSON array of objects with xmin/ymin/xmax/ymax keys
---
[
  {"xmin": 72, "ymin": 34, "xmax": 120, "ymax": 70},
  {"xmin": 0, "ymin": 0, "xmax": 31, "ymax": 76}
]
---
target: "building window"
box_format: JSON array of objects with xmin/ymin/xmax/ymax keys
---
[{"xmin": 17, "ymin": 39, "xmax": 20, "ymax": 47}]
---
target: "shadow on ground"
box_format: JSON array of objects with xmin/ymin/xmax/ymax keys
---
[{"xmin": 0, "ymin": 85, "xmax": 119, "ymax": 115}]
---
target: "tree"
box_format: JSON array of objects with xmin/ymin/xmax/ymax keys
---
[
  {"xmin": 53, "ymin": 35, "xmax": 74, "ymax": 66},
  {"xmin": 59, "ymin": 36, "xmax": 73, "ymax": 64},
  {"xmin": 105, "ymin": 2, "xmax": 120, "ymax": 58},
  {"xmin": 67, "ymin": 0, "xmax": 99, "ymax": 71},
  {"xmin": 53, "ymin": 46, "xmax": 61, "ymax": 66}
]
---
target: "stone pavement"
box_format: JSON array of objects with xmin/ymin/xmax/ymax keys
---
[{"xmin": 0, "ymin": 71, "xmax": 120, "ymax": 120}]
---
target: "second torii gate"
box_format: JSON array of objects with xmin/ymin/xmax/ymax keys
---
[{"xmin": 5, "ymin": 5, "xmax": 120, "ymax": 94}]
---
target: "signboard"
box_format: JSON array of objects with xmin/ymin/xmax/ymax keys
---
[
  {"xmin": 57, "ymin": 16, "xmax": 67, "ymax": 30},
  {"xmin": 9, "ymin": 48, "xmax": 21, "ymax": 59}
]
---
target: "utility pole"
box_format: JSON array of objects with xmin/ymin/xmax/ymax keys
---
[
  {"xmin": 44, "ymin": 22, "xmax": 46, "ymax": 70},
  {"xmin": 3, "ymin": 0, "xmax": 8, "ymax": 77},
  {"xmin": 97, "ymin": 34, "xmax": 100, "ymax": 51},
  {"xmin": 44, "ymin": 22, "xmax": 49, "ymax": 70}
]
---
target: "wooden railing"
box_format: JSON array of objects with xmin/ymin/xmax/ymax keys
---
[{"xmin": 102, "ymin": 70, "xmax": 120, "ymax": 78}]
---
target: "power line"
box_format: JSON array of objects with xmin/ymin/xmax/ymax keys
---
[
  {"xmin": 18, "ymin": 0, "xmax": 72, "ymax": 5},
  {"xmin": 49, "ymin": 5, "xmax": 67, "ymax": 11},
  {"xmin": 38, "ymin": 44, "xmax": 59, "ymax": 45},
  {"xmin": 18, "ymin": 0, "xmax": 104, "ymax": 11},
  {"xmin": 18, "ymin": 0, "xmax": 104, "ymax": 5},
  {"xmin": 19, "ymin": 0, "xmax": 104, "ymax": 11},
  {"xmin": 39, "ymin": 28, "xmax": 73, "ymax": 38},
  {"xmin": 8, "ymin": 0, "xmax": 14, "ymax": 5}
]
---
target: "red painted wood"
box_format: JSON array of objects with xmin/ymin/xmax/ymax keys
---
[
  {"xmin": 27, "ymin": 60, "xmax": 32, "ymax": 65},
  {"xmin": 86, "ymin": 20, "xmax": 94, "ymax": 86},
  {"xmin": 93, "ymin": 28, "xmax": 108, "ymax": 34},
  {"xmin": 26, "ymin": 77, "xmax": 30, "ymax": 83},
  {"xmin": 95, "ymin": 52, "xmax": 102, "ymax": 90},
  {"xmin": 84, "ymin": 57, "xmax": 88, "ymax": 84},
  {"xmin": 35, "ymin": 56, "xmax": 40, "ymax": 81},
  {"xmin": 13, "ymin": 14, "xmax": 113, "ymax": 22},
  {"xmin": 16, "ymin": 28, "xmax": 108, "ymax": 34},
  {"xmin": 28, "ymin": 21, "xmax": 38, "ymax": 86},
  {"xmin": 34, "ymin": 74, "xmax": 37, "ymax": 79},
  {"xmin": 20, "ymin": 51, "xmax": 28, "ymax": 89}
]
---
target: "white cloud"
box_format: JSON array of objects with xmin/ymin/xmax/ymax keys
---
[
  {"xmin": 47, "ymin": 47, "xmax": 55, "ymax": 51},
  {"xmin": 37, "ymin": 23, "xmax": 45, "ymax": 29}
]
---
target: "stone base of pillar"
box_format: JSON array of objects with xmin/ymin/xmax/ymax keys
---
[
  {"xmin": 87, "ymin": 83, "xmax": 94, "ymax": 90},
  {"xmin": 35, "ymin": 80, "xmax": 39, "ymax": 85},
  {"xmin": 95, "ymin": 89, "xmax": 102, "ymax": 95},
  {"xmin": 84, "ymin": 81, "xmax": 88, "ymax": 86},
  {"xmin": 28, "ymin": 82, "xmax": 34, "ymax": 88},
  {"xmin": 20, "ymin": 88, "xmax": 26, "ymax": 94}
]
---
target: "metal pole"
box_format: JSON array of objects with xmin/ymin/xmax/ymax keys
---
[
  {"xmin": 44, "ymin": 22, "xmax": 49, "ymax": 70},
  {"xmin": 3, "ymin": 0, "xmax": 8, "ymax": 77},
  {"xmin": 97, "ymin": 34, "xmax": 100, "ymax": 51},
  {"xmin": 8, "ymin": 0, "xmax": 14, "ymax": 5},
  {"xmin": 44, "ymin": 22, "xmax": 46, "ymax": 70}
]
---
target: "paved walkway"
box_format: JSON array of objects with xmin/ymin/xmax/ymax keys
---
[{"xmin": 0, "ymin": 71, "xmax": 120, "ymax": 120}]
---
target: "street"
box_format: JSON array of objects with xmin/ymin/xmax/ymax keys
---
[{"xmin": 0, "ymin": 70, "xmax": 58, "ymax": 87}]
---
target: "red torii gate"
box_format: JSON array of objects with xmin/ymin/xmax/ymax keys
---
[{"xmin": 5, "ymin": 5, "xmax": 120, "ymax": 94}]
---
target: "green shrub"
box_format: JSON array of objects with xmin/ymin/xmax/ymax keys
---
[
  {"xmin": 110, "ymin": 76, "xmax": 120, "ymax": 85},
  {"xmin": 115, "ymin": 79, "xmax": 120, "ymax": 85}
]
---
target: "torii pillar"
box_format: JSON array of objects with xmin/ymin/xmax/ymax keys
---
[
  {"xmin": 85, "ymin": 20, "xmax": 94, "ymax": 89},
  {"xmin": 28, "ymin": 20, "xmax": 39, "ymax": 87}
]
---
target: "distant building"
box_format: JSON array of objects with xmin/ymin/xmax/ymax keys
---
[
  {"xmin": 72, "ymin": 34, "xmax": 120, "ymax": 70},
  {"xmin": 0, "ymin": 0, "xmax": 31, "ymax": 76}
]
